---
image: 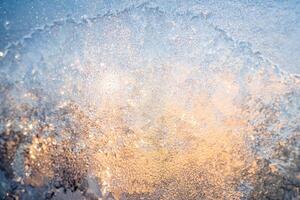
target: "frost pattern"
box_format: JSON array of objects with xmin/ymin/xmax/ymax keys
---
[{"xmin": 0, "ymin": 5, "xmax": 299, "ymax": 200}]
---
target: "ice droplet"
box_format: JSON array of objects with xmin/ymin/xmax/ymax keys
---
[
  {"xmin": 0, "ymin": 51, "xmax": 5, "ymax": 59},
  {"xmin": 14, "ymin": 53, "xmax": 21, "ymax": 60},
  {"xmin": 4, "ymin": 20, "xmax": 10, "ymax": 30}
]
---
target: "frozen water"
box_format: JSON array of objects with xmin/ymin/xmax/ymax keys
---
[
  {"xmin": 1, "ymin": 0, "xmax": 300, "ymax": 73},
  {"xmin": 0, "ymin": 1, "xmax": 299, "ymax": 200}
]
